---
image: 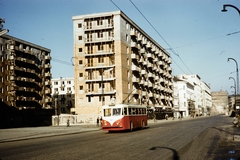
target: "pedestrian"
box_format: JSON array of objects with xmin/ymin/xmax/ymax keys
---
[
  {"xmin": 100, "ymin": 116, "xmax": 102, "ymax": 126},
  {"xmin": 165, "ymin": 114, "xmax": 168, "ymax": 120},
  {"xmin": 97, "ymin": 117, "xmax": 99, "ymax": 127},
  {"xmin": 67, "ymin": 119, "xmax": 70, "ymax": 127}
]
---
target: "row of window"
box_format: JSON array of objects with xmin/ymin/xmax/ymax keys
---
[{"xmin": 53, "ymin": 81, "xmax": 72, "ymax": 85}]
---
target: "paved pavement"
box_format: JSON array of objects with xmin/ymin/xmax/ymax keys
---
[{"xmin": 0, "ymin": 116, "xmax": 231, "ymax": 143}]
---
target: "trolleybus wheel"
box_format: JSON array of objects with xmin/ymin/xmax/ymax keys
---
[
  {"xmin": 130, "ymin": 121, "xmax": 133, "ymax": 131},
  {"xmin": 141, "ymin": 120, "xmax": 145, "ymax": 129}
]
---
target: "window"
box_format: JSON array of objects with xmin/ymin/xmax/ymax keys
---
[
  {"xmin": 88, "ymin": 96, "xmax": 92, "ymax": 102},
  {"xmin": 79, "ymin": 60, "xmax": 83, "ymax": 65},
  {"xmin": 97, "ymin": 32, "xmax": 103, "ymax": 38},
  {"xmin": 79, "ymin": 85, "xmax": 83, "ymax": 90},
  {"xmin": 78, "ymin": 36, "xmax": 82, "ymax": 40},
  {"xmin": 113, "ymin": 108, "xmax": 121, "ymax": 116},
  {"xmin": 67, "ymin": 87, "xmax": 71, "ymax": 91},
  {"xmin": 97, "ymin": 19, "xmax": 103, "ymax": 25},
  {"xmin": 78, "ymin": 48, "xmax": 82, "ymax": 52},
  {"xmin": 79, "ymin": 73, "xmax": 83, "ymax": 77},
  {"xmin": 67, "ymin": 81, "xmax": 71, "ymax": 84},
  {"xmin": 54, "ymin": 82, "xmax": 58, "ymax": 85},
  {"xmin": 78, "ymin": 23, "xmax": 82, "ymax": 28},
  {"xmin": 98, "ymin": 57, "xmax": 104, "ymax": 63},
  {"xmin": 104, "ymin": 108, "xmax": 111, "ymax": 117},
  {"xmin": 98, "ymin": 44, "xmax": 103, "ymax": 51},
  {"xmin": 126, "ymin": 34, "xmax": 128, "ymax": 41}
]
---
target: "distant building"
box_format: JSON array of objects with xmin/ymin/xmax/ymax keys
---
[
  {"xmin": 212, "ymin": 90, "xmax": 228, "ymax": 114},
  {"xmin": 0, "ymin": 34, "xmax": 52, "ymax": 128},
  {"xmin": 72, "ymin": 11, "xmax": 173, "ymax": 123},
  {"xmin": 51, "ymin": 77, "xmax": 75, "ymax": 115},
  {"xmin": 174, "ymin": 74, "xmax": 212, "ymax": 116},
  {"xmin": 173, "ymin": 76, "xmax": 195, "ymax": 117}
]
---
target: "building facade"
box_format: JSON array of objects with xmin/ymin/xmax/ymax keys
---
[
  {"xmin": 211, "ymin": 90, "xmax": 228, "ymax": 114},
  {"xmin": 173, "ymin": 76, "xmax": 195, "ymax": 117},
  {"xmin": 51, "ymin": 77, "xmax": 75, "ymax": 115},
  {"xmin": 72, "ymin": 11, "xmax": 173, "ymax": 123},
  {"xmin": 0, "ymin": 35, "xmax": 52, "ymax": 109},
  {"xmin": 175, "ymin": 74, "xmax": 212, "ymax": 116},
  {"xmin": 0, "ymin": 35, "xmax": 53, "ymax": 127}
]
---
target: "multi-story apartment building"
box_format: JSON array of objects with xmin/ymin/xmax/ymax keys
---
[
  {"xmin": 173, "ymin": 76, "xmax": 195, "ymax": 117},
  {"xmin": 0, "ymin": 34, "xmax": 52, "ymax": 127},
  {"xmin": 51, "ymin": 77, "xmax": 75, "ymax": 115},
  {"xmin": 176, "ymin": 74, "xmax": 212, "ymax": 116},
  {"xmin": 72, "ymin": 11, "xmax": 173, "ymax": 122}
]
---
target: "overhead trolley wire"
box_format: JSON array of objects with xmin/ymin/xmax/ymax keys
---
[{"xmin": 129, "ymin": 0, "xmax": 192, "ymax": 74}]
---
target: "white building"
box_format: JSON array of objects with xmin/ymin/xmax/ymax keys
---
[
  {"xmin": 51, "ymin": 77, "xmax": 75, "ymax": 114},
  {"xmin": 174, "ymin": 74, "xmax": 212, "ymax": 117}
]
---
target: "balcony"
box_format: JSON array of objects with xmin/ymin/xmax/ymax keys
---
[
  {"xmin": 147, "ymin": 53, "xmax": 154, "ymax": 59},
  {"xmin": 141, "ymin": 70, "xmax": 146, "ymax": 75},
  {"xmin": 147, "ymin": 63, "xmax": 153, "ymax": 68},
  {"xmin": 146, "ymin": 42, "xmax": 152, "ymax": 48},
  {"xmin": 45, "ymin": 55, "xmax": 51, "ymax": 60},
  {"xmin": 140, "ymin": 48, "xmax": 145, "ymax": 54},
  {"xmin": 148, "ymin": 73, "xmax": 153, "ymax": 78},
  {"xmin": 45, "ymin": 72, "xmax": 51, "ymax": 77},
  {"xmin": 45, "ymin": 81, "xmax": 51, "ymax": 85},
  {"xmin": 132, "ymin": 89, "xmax": 138, "ymax": 95},
  {"xmin": 132, "ymin": 65, "xmax": 140, "ymax": 72},
  {"xmin": 45, "ymin": 98, "xmax": 52, "ymax": 103},
  {"xmin": 10, "ymin": 76, "xmax": 15, "ymax": 81},
  {"xmin": 131, "ymin": 42, "xmax": 138, "ymax": 48},
  {"xmin": 131, "ymin": 54, "xmax": 139, "ymax": 60},
  {"xmin": 45, "ymin": 64, "xmax": 52, "ymax": 68},
  {"xmin": 132, "ymin": 76, "xmax": 140, "ymax": 83},
  {"xmin": 130, "ymin": 30, "xmax": 137, "ymax": 37},
  {"xmin": 148, "ymin": 92, "xmax": 153, "ymax": 97},
  {"xmin": 45, "ymin": 89, "xmax": 51, "ymax": 94},
  {"xmin": 142, "ymin": 91, "xmax": 147, "ymax": 96}
]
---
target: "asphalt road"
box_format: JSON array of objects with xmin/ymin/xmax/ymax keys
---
[{"xmin": 0, "ymin": 115, "xmax": 239, "ymax": 160}]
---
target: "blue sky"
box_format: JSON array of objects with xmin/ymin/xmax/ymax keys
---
[{"xmin": 1, "ymin": 0, "xmax": 240, "ymax": 94}]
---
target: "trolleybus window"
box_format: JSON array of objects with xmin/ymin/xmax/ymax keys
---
[
  {"xmin": 103, "ymin": 108, "xmax": 111, "ymax": 117},
  {"xmin": 123, "ymin": 108, "xmax": 127, "ymax": 115},
  {"xmin": 113, "ymin": 108, "xmax": 121, "ymax": 116}
]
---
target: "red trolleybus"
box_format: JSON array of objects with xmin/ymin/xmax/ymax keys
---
[{"xmin": 101, "ymin": 104, "xmax": 148, "ymax": 132}]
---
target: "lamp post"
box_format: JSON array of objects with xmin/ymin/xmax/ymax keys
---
[
  {"xmin": 101, "ymin": 68, "xmax": 113, "ymax": 106},
  {"xmin": 229, "ymin": 77, "xmax": 237, "ymax": 111},
  {"xmin": 231, "ymin": 86, "xmax": 237, "ymax": 111},
  {"xmin": 222, "ymin": 4, "xmax": 240, "ymax": 15},
  {"xmin": 228, "ymin": 58, "xmax": 239, "ymax": 95}
]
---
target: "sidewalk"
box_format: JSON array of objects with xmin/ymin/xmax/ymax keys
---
[
  {"xmin": 0, "ymin": 117, "xmax": 199, "ymax": 143},
  {"xmin": 0, "ymin": 124, "xmax": 101, "ymax": 143}
]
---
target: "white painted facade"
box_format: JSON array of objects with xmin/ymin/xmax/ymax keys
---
[
  {"xmin": 51, "ymin": 77, "xmax": 75, "ymax": 114},
  {"xmin": 174, "ymin": 74, "xmax": 212, "ymax": 116}
]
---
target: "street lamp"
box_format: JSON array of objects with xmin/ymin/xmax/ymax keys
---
[
  {"xmin": 229, "ymin": 77, "xmax": 237, "ymax": 111},
  {"xmin": 222, "ymin": 4, "xmax": 240, "ymax": 15},
  {"xmin": 101, "ymin": 68, "xmax": 113, "ymax": 106},
  {"xmin": 228, "ymin": 58, "xmax": 239, "ymax": 95},
  {"xmin": 231, "ymin": 86, "xmax": 237, "ymax": 111}
]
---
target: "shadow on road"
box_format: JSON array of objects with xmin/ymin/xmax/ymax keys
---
[{"xmin": 149, "ymin": 146, "xmax": 179, "ymax": 160}]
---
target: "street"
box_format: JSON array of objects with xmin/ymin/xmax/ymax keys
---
[{"xmin": 0, "ymin": 115, "xmax": 240, "ymax": 160}]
